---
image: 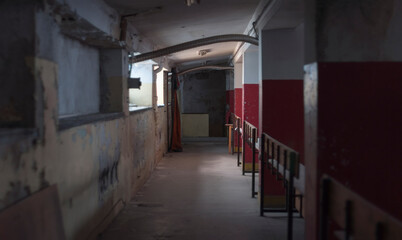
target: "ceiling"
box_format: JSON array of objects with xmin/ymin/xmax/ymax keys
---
[{"xmin": 104, "ymin": 0, "xmax": 261, "ymax": 65}]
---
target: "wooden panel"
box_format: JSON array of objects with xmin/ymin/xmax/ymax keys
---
[{"xmin": 0, "ymin": 185, "xmax": 65, "ymax": 240}]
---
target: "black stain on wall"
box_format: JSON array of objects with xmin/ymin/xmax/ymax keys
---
[
  {"xmin": 98, "ymin": 160, "xmax": 119, "ymax": 196},
  {"xmin": 98, "ymin": 143, "xmax": 120, "ymax": 200},
  {"xmin": 0, "ymin": 181, "xmax": 31, "ymax": 210},
  {"xmin": 39, "ymin": 168, "xmax": 50, "ymax": 189}
]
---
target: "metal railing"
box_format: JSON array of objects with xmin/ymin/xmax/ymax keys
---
[
  {"xmin": 242, "ymin": 120, "xmax": 258, "ymax": 198},
  {"xmin": 230, "ymin": 113, "xmax": 242, "ymax": 166},
  {"xmin": 260, "ymin": 132, "xmax": 304, "ymax": 240},
  {"xmin": 320, "ymin": 176, "xmax": 402, "ymax": 240}
]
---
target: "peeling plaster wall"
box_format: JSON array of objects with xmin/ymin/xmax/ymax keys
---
[
  {"xmin": 154, "ymin": 107, "xmax": 168, "ymax": 163},
  {"xmin": 0, "ymin": 3, "xmax": 168, "ymax": 240},
  {"xmin": 60, "ymin": 0, "xmax": 120, "ymax": 38},
  {"xmin": 127, "ymin": 107, "xmax": 167, "ymax": 193},
  {"xmin": 0, "ymin": 59, "xmax": 168, "ymax": 240},
  {"xmin": 129, "ymin": 111, "xmax": 155, "ymax": 181}
]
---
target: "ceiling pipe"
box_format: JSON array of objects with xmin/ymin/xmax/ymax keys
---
[
  {"xmin": 177, "ymin": 65, "xmax": 234, "ymax": 76},
  {"xmin": 130, "ymin": 34, "xmax": 259, "ymax": 63},
  {"xmin": 230, "ymin": 0, "xmax": 277, "ymax": 64}
]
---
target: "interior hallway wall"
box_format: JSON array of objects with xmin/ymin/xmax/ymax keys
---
[
  {"xmin": 242, "ymin": 46, "xmax": 259, "ymax": 172},
  {"xmin": 225, "ymin": 70, "xmax": 235, "ymax": 124},
  {"xmin": 242, "ymin": 46, "xmax": 259, "ymax": 127},
  {"xmin": 0, "ymin": 3, "xmax": 168, "ymax": 240},
  {"xmin": 234, "ymin": 62, "xmax": 243, "ymax": 151},
  {"xmin": 181, "ymin": 70, "xmax": 226, "ymax": 137},
  {"xmin": 304, "ymin": 1, "xmax": 402, "ymax": 239},
  {"xmin": 259, "ymin": 24, "xmax": 305, "ymax": 158},
  {"xmin": 259, "ymin": 23, "xmax": 305, "ymax": 208}
]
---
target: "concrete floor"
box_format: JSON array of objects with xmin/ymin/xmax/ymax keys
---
[{"xmin": 99, "ymin": 141, "xmax": 305, "ymax": 240}]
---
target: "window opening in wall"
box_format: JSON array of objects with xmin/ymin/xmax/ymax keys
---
[{"xmin": 129, "ymin": 59, "xmax": 156, "ymax": 111}]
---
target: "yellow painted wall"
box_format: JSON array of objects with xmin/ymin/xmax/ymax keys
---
[{"xmin": 182, "ymin": 114, "xmax": 209, "ymax": 137}]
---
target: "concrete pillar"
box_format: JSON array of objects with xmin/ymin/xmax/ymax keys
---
[
  {"xmin": 234, "ymin": 62, "xmax": 243, "ymax": 152},
  {"xmin": 100, "ymin": 49, "xmax": 129, "ymax": 115},
  {"xmin": 304, "ymin": 1, "xmax": 402, "ymax": 239},
  {"xmin": 242, "ymin": 46, "xmax": 259, "ymax": 171},
  {"xmin": 258, "ymin": 24, "xmax": 305, "ymax": 208},
  {"xmin": 225, "ymin": 69, "xmax": 234, "ymax": 123},
  {"xmin": 0, "ymin": 3, "xmax": 37, "ymax": 129}
]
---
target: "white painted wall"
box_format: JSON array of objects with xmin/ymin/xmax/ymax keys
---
[
  {"xmin": 156, "ymin": 69, "xmax": 166, "ymax": 105},
  {"xmin": 226, "ymin": 70, "xmax": 234, "ymax": 91},
  {"xmin": 130, "ymin": 62, "xmax": 154, "ymax": 84},
  {"xmin": 129, "ymin": 63, "xmax": 153, "ymax": 107},
  {"xmin": 234, "ymin": 62, "xmax": 243, "ymax": 89},
  {"xmin": 260, "ymin": 23, "xmax": 304, "ymax": 80},
  {"xmin": 242, "ymin": 46, "xmax": 259, "ymax": 84}
]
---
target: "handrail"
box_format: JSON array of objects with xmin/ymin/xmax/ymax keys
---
[
  {"xmin": 229, "ymin": 113, "xmax": 237, "ymax": 155},
  {"xmin": 231, "ymin": 114, "xmax": 242, "ymax": 167},
  {"xmin": 230, "ymin": 113, "xmax": 241, "ymax": 129},
  {"xmin": 320, "ymin": 176, "xmax": 402, "ymax": 240},
  {"xmin": 261, "ymin": 132, "xmax": 300, "ymax": 178},
  {"xmin": 243, "ymin": 120, "xmax": 258, "ymax": 198},
  {"xmin": 260, "ymin": 132, "xmax": 303, "ymax": 240}
]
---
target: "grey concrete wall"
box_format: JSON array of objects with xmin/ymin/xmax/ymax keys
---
[
  {"xmin": 243, "ymin": 46, "xmax": 259, "ymax": 84},
  {"xmin": 61, "ymin": 0, "xmax": 120, "ymax": 38},
  {"xmin": 225, "ymin": 69, "xmax": 234, "ymax": 91},
  {"xmin": 100, "ymin": 49, "xmax": 128, "ymax": 113},
  {"xmin": 35, "ymin": 10, "xmax": 100, "ymax": 117},
  {"xmin": 306, "ymin": 0, "xmax": 402, "ymax": 62},
  {"xmin": 182, "ymin": 70, "xmax": 226, "ymax": 137},
  {"xmin": 57, "ymin": 39, "xmax": 100, "ymax": 116},
  {"xmin": 260, "ymin": 23, "xmax": 304, "ymax": 80},
  {"xmin": 234, "ymin": 62, "xmax": 243, "ymax": 89},
  {"xmin": 0, "ymin": 3, "xmax": 36, "ymax": 128}
]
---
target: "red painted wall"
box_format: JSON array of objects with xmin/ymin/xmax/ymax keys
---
[
  {"xmin": 262, "ymin": 80, "xmax": 304, "ymax": 163},
  {"xmin": 234, "ymin": 88, "xmax": 243, "ymax": 148},
  {"xmin": 243, "ymin": 84, "xmax": 259, "ymax": 127},
  {"xmin": 304, "ymin": 62, "xmax": 402, "ymax": 240},
  {"xmin": 225, "ymin": 90, "xmax": 234, "ymax": 123},
  {"xmin": 234, "ymin": 88, "xmax": 243, "ymax": 119},
  {"xmin": 229, "ymin": 90, "xmax": 234, "ymax": 114},
  {"xmin": 243, "ymin": 84, "xmax": 259, "ymax": 165},
  {"xmin": 260, "ymin": 80, "xmax": 304, "ymax": 196}
]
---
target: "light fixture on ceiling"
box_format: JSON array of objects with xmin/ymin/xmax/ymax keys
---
[
  {"xmin": 198, "ymin": 49, "xmax": 210, "ymax": 56},
  {"xmin": 185, "ymin": 0, "xmax": 200, "ymax": 7}
]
